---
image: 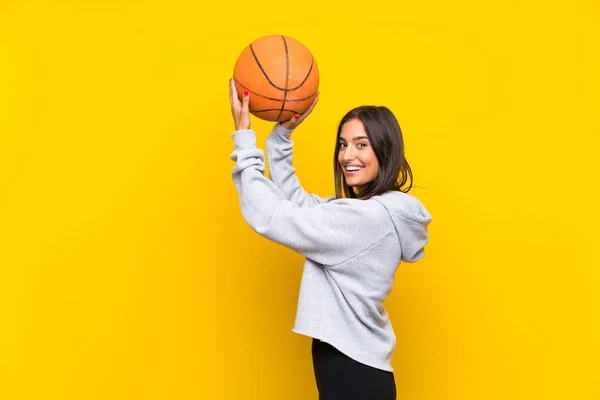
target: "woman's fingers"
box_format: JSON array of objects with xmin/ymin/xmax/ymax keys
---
[
  {"xmin": 296, "ymin": 92, "xmax": 319, "ymax": 123},
  {"xmin": 280, "ymin": 92, "xmax": 319, "ymax": 130},
  {"xmin": 302, "ymin": 92, "xmax": 319, "ymax": 118},
  {"xmin": 239, "ymin": 89, "xmax": 251, "ymax": 130},
  {"xmin": 229, "ymin": 78, "xmax": 240, "ymax": 110},
  {"xmin": 241, "ymin": 89, "xmax": 249, "ymax": 114}
]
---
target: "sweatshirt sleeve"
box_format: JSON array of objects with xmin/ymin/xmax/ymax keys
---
[
  {"xmin": 231, "ymin": 129, "xmax": 393, "ymax": 267},
  {"xmin": 265, "ymin": 123, "xmax": 334, "ymax": 206}
]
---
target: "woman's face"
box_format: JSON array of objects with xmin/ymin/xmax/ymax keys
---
[{"xmin": 337, "ymin": 118, "xmax": 379, "ymax": 189}]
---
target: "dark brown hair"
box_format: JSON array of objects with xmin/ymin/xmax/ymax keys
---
[{"xmin": 334, "ymin": 105, "xmax": 413, "ymax": 199}]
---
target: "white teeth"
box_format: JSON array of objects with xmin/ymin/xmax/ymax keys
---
[{"xmin": 346, "ymin": 166, "xmax": 363, "ymax": 171}]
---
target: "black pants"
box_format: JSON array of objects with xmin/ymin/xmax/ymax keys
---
[{"xmin": 312, "ymin": 339, "xmax": 396, "ymax": 400}]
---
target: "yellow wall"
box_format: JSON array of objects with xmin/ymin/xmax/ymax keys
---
[{"xmin": 1, "ymin": 1, "xmax": 599, "ymax": 399}]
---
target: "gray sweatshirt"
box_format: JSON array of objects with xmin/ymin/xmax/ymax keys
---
[{"xmin": 231, "ymin": 123, "xmax": 432, "ymax": 371}]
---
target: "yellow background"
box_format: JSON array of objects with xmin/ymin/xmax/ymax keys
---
[{"xmin": 1, "ymin": 0, "xmax": 599, "ymax": 399}]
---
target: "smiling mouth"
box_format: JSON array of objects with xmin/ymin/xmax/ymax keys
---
[{"xmin": 345, "ymin": 166, "xmax": 364, "ymax": 172}]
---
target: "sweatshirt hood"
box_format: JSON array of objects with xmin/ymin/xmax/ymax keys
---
[{"xmin": 374, "ymin": 191, "xmax": 432, "ymax": 263}]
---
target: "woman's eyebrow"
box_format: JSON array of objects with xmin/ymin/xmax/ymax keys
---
[{"xmin": 339, "ymin": 136, "xmax": 369, "ymax": 142}]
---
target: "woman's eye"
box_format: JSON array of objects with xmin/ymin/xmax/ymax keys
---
[
  {"xmin": 339, "ymin": 143, "xmax": 347, "ymax": 148},
  {"xmin": 358, "ymin": 142, "xmax": 367, "ymax": 148}
]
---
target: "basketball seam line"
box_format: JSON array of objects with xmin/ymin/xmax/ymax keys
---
[
  {"xmin": 250, "ymin": 43, "xmax": 286, "ymax": 91},
  {"xmin": 276, "ymin": 36, "xmax": 290, "ymax": 122},
  {"xmin": 233, "ymin": 78, "xmax": 317, "ymax": 102},
  {"xmin": 289, "ymin": 57, "xmax": 314, "ymax": 91},
  {"xmin": 252, "ymin": 108, "xmax": 302, "ymax": 113},
  {"xmin": 248, "ymin": 40, "xmax": 315, "ymax": 93}
]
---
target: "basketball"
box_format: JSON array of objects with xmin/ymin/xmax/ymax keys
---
[{"xmin": 233, "ymin": 35, "xmax": 319, "ymax": 122}]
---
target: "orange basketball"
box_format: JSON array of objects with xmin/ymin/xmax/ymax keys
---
[{"xmin": 233, "ymin": 35, "xmax": 319, "ymax": 122}]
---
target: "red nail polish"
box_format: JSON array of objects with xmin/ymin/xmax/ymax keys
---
[
  {"xmin": 294, "ymin": 114, "xmax": 300, "ymax": 120},
  {"xmin": 243, "ymin": 90, "xmax": 249, "ymax": 96}
]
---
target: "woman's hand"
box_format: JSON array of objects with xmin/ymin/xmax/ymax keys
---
[
  {"xmin": 229, "ymin": 79, "xmax": 250, "ymax": 131},
  {"xmin": 280, "ymin": 92, "xmax": 319, "ymax": 130}
]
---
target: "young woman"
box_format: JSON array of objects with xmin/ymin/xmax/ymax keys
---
[{"xmin": 228, "ymin": 80, "xmax": 432, "ymax": 400}]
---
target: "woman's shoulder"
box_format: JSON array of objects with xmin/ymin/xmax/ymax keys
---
[
  {"xmin": 373, "ymin": 191, "xmax": 432, "ymax": 225},
  {"xmin": 320, "ymin": 195, "xmax": 397, "ymax": 223},
  {"xmin": 376, "ymin": 190, "xmax": 425, "ymax": 207},
  {"xmin": 326, "ymin": 191, "xmax": 423, "ymax": 207}
]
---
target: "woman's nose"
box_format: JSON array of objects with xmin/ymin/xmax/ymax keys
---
[{"xmin": 343, "ymin": 147, "xmax": 355, "ymax": 161}]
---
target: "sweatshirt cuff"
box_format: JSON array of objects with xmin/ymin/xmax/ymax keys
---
[
  {"xmin": 232, "ymin": 129, "xmax": 256, "ymax": 149},
  {"xmin": 267, "ymin": 123, "xmax": 294, "ymax": 144}
]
